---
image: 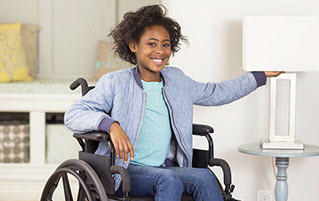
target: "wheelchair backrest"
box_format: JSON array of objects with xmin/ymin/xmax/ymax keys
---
[{"xmin": 70, "ymin": 78, "xmax": 100, "ymax": 153}]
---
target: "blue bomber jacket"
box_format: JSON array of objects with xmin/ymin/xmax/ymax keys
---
[{"xmin": 64, "ymin": 66, "xmax": 266, "ymax": 190}]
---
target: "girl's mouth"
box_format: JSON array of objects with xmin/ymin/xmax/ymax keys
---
[{"xmin": 151, "ymin": 57, "xmax": 165, "ymax": 65}]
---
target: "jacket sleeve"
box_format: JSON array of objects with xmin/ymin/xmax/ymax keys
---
[
  {"xmin": 185, "ymin": 72, "xmax": 265, "ymax": 106},
  {"xmin": 64, "ymin": 74, "xmax": 117, "ymax": 133}
]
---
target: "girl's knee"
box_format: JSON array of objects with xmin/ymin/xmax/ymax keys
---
[
  {"xmin": 157, "ymin": 170, "xmax": 183, "ymax": 193},
  {"xmin": 191, "ymin": 168, "xmax": 219, "ymax": 187},
  {"xmin": 197, "ymin": 168, "xmax": 216, "ymax": 178}
]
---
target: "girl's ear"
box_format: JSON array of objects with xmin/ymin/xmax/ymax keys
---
[{"xmin": 129, "ymin": 41, "xmax": 137, "ymax": 53}]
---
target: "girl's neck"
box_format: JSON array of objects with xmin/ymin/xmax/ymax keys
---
[{"xmin": 138, "ymin": 67, "xmax": 161, "ymax": 82}]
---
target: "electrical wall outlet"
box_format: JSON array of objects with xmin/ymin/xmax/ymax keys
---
[{"xmin": 258, "ymin": 189, "xmax": 273, "ymax": 201}]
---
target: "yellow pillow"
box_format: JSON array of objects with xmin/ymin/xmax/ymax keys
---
[{"xmin": 0, "ymin": 23, "xmax": 33, "ymax": 82}]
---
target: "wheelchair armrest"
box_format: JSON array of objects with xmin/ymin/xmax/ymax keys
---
[
  {"xmin": 73, "ymin": 131, "xmax": 110, "ymax": 142},
  {"xmin": 110, "ymin": 165, "xmax": 131, "ymax": 197},
  {"xmin": 209, "ymin": 158, "xmax": 234, "ymax": 195},
  {"xmin": 192, "ymin": 124, "xmax": 215, "ymax": 159},
  {"xmin": 192, "ymin": 124, "xmax": 214, "ymax": 136}
]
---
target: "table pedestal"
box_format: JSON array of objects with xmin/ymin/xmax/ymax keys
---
[
  {"xmin": 238, "ymin": 144, "xmax": 319, "ymax": 201},
  {"xmin": 275, "ymin": 157, "xmax": 289, "ymax": 201}
]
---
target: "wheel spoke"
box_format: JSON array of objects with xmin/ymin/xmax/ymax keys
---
[
  {"xmin": 77, "ymin": 185, "xmax": 84, "ymax": 201},
  {"xmin": 40, "ymin": 159, "xmax": 108, "ymax": 201},
  {"xmin": 77, "ymin": 171, "xmax": 86, "ymax": 201},
  {"xmin": 62, "ymin": 173, "xmax": 73, "ymax": 201}
]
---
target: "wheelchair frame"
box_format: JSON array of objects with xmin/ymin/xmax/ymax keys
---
[{"xmin": 40, "ymin": 78, "xmax": 239, "ymax": 201}]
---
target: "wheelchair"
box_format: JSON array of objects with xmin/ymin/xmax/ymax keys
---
[{"xmin": 40, "ymin": 78, "xmax": 240, "ymax": 201}]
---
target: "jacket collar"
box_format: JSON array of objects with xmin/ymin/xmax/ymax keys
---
[{"xmin": 133, "ymin": 66, "xmax": 166, "ymax": 90}]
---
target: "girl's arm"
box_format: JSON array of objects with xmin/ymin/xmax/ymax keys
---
[
  {"xmin": 64, "ymin": 74, "xmax": 134, "ymax": 162},
  {"xmin": 265, "ymin": 71, "xmax": 283, "ymax": 77},
  {"xmin": 64, "ymin": 74, "xmax": 117, "ymax": 133},
  {"xmin": 185, "ymin": 71, "xmax": 266, "ymax": 106}
]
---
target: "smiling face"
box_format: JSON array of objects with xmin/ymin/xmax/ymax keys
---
[{"xmin": 129, "ymin": 25, "xmax": 171, "ymax": 82}]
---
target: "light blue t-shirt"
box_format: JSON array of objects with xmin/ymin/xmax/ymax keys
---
[{"xmin": 130, "ymin": 80, "xmax": 172, "ymax": 167}]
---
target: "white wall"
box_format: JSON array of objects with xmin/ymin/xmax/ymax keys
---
[
  {"xmin": 168, "ymin": 1, "xmax": 319, "ymax": 200},
  {"xmin": 0, "ymin": 0, "xmax": 161, "ymax": 80},
  {"xmin": 38, "ymin": 0, "xmax": 117, "ymax": 80},
  {"xmin": 117, "ymin": 0, "xmax": 162, "ymax": 23},
  {"xmin": 0, "ymin": 0, "xmax": 38, "ymax": 23}
]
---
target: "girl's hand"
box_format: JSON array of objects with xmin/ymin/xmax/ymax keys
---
[
  {"xmin": 265, "ymin": 71, "xmax": 284, "ymax": 77},
  {"xmin": 109, "ymin": 122, "xmax": 134, "ymax": 162}
]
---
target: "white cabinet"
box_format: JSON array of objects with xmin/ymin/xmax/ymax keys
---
[{"xmin": 0, "ymin": 81, "xmax": 81, "ymax": 201}]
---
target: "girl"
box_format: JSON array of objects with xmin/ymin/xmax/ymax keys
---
[{"xmin": 65, "ymin": 5, "xmax": 281, "ymax": 201}]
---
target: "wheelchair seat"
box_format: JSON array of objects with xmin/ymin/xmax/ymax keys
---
[{"xmin": 40, "ymin": 78, "xmax": 240, "ymax": 201}]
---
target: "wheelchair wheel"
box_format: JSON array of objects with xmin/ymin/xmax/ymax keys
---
[{"xmin": 41, "ymin": 159, "xmax": 108, "ymax": 201}]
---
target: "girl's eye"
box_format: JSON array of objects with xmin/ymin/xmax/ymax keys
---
[
  {"xmin": 163, "ymin": 43, "xmax": 170, "ymax": 48},
  {"xmin": 148, "ymin": 43, "xmax": 156, "ymax": 47}
]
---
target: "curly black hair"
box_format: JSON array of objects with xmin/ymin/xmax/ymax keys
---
[{"xmin": 109, "ymin": 4, "xmax": 188, "ymax": 65}]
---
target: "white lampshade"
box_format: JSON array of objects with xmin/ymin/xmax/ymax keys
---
[{"xmin": 243, "ymin": 16, "xmax": 319, "ymax": 72}]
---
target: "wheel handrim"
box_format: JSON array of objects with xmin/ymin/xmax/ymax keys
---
[{"xmin": 40, "ymin": 159, "xmax": 108, "ymax": 201}]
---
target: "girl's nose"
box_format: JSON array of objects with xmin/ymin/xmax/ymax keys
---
[{"xmin": 155, "ymin": 46, "xmax": 165, "ymax": 54}]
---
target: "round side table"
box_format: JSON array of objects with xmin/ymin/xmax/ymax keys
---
[{"xmin": 238, "ymin": 143, "xmax": 319, "ymax": 201}]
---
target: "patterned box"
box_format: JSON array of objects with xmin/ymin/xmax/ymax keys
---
[{"xmin": 0, "ymin": 122, "xmax": 30, "ymax": 163}]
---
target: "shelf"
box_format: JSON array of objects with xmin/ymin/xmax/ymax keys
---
[
  {"xmin": 0, "ymin": 163, "xmax": 58, "ymax": 181},
  {"xmin": 0, "ymin": 81, "xmax": 83, "ymax": 200}
]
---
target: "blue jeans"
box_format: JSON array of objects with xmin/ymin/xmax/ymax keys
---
[{"xmin": 115, "ymin": 164, "xmax": 223, "ymax": 201}]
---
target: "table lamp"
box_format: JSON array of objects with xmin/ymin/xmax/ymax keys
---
[{"xmin": 242, "ymin": 16, "xmax": 319, "ymax": 150}]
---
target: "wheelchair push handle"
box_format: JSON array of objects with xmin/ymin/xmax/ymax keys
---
[
  {"xmin": 70, "ymin": 77, "xmax": 87, "ymax": 90},
  {"xmin": 70, "ymin": 78, "xmax": 94, "ymax": 96}
]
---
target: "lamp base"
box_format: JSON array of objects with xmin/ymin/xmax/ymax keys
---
[{"xmin": 260, "ymin": 140, "xmax": 304, "ymax": 150}]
